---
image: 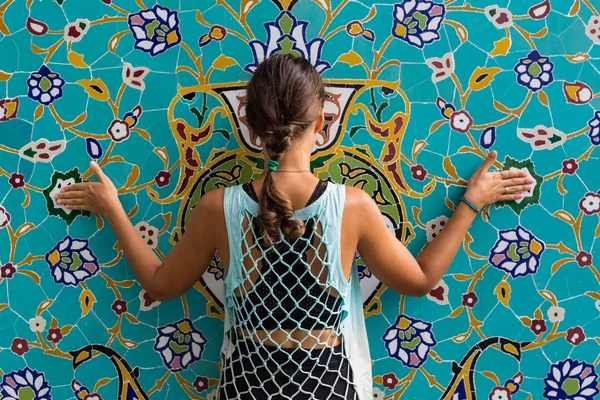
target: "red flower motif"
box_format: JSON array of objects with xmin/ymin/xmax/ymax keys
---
[
  {"xmin": 193, "ymin": 376, "xmax": 210, "ymax": 392},
  {"xmin": 576, "ymin": 251, "xmax": 592, "ymax": 267},
  {"xmin": 155, "ymin": 171, "xmax": 171, "ymax": 188},
  {"xmin": 1, "ymin": 263, "xmax": 16, "ymax": 279},
  {"xmin": 566, "ymin": 326, "xmax": 585, "ymax": 345},
  {"xmin": 462, "ymin": 292, "xmax": 479, "ymax": 308},
  {"xmin": 9, "ymin": 173, "xmax": 25, "ymax": 189},
  {"xmin": 530, "ymin": 319, "xmax": 547, "ymax": 335},
  {"xmin": 561, "ymin": 159, "xmax": 578, "ymax": 175},
  {"xmin": 382, "ymin": 373, "xmax": 399, "ymax": 390},
  {"xmin": 47, "ymin": 328, "xmax": 63, "ymax": 343},
  {"xmin": 11, "ymin": 338, "xmax": 29, "ymax": 355},
  {"xmin": 411, "ymin": 165, "xmax": 427, "ymax": 181},
  {"xmin": 111, "ymin": 299, "xmax": 127, "ymax": 315},
  {"xmin": 107, "ymin": 119, "xmax": 131, "ymax": 142}
]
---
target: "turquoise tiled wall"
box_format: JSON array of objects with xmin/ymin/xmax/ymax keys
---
[{"xmin": 0, "ymin": 0, "xmax": 599, "ymax": 399}]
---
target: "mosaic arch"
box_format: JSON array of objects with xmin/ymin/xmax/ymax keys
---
[{"xmin": 0, "ymin": 0, "xmax": 599, "ymax": 399}]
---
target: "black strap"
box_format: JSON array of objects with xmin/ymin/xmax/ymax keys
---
[{"xmin": 242, "ymin": 180, "xmax": 328, "ymax": 207}]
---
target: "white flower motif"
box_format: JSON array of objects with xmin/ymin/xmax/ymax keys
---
[
  {"xmin": 135, "ymin": 222, "xmax": 159, "ymax": 249},
  {"xmin": 580, "ymin": 193, "xmax": 600, "ymax": 215},
  {"xmin": 122, "ymin": 62, "xmax": 150, "ymax": 91},
  {"xmin": 489, "ymin": 387, "xmax": 512, "ymax": 400},
  {"xmin": 18, "ymin": 139, "xmax": 66, "ymax": 163},
  {"xmin": 547, "ymin": 306, "xmax": 565, "ymax": 323},
  {"xmin": 29, "ymin": 316, "xmax": 46, "ymax": 332},
  {"xmin": 392, "ymin": 0, "xmax": 446, "ymax": 49},
  {"xmin": 586, "ymin": 16, "xmax": 600, "ymax": 44},
  {"xmin": 128, "ymin": 5, "xmax": 181, "ymax": 56},
  {"xmin": 45, "ymin": 236, "xmax": 99, "ymax": 287},
  {"xmin": 373, "ymin": 387, "xmax": 385, "ymax": 399},
  {"xmin": 382, "ymin": 315, "xmax": 437, "ymax": 368},
  {"xmin": 64, "ymin": 18, "xmax": 90, "ymax": 43},
  {"xmin": 517, "ymin": 125, "xmax": 566, "ymax": 151},
  {"xmin": 485, "ymin": 6, "xmax": 513, "ymax": 29},
  {"xmin": 426, "ymin": 216, "xmax": 449, "ymax": 242},
  {"xmin": 543, "ymin": 359, "xmax": 599, "ymax": 400},
  {"xmin": 595, "ymin": 300, "xmax": 600, "ymax": 312},
  {"xmin": 426, "ymin": 52, "xmax": 454, "ymax": 83},
  {"xmin": 489, "ymin": 226, "xmax": 545, "ymax": 278},
  {"xmin": 0, "ymin": 206, "xmax": 10, "ymax": 229},
  {"xmin": 450, "ymin": 110, "xmax": 474, "ymax": 133},
  {"xmin": 0, "ymin": 367, "xmax": 52, "ymax": 400},
  {"xmin": 154, "ymin": 318, "xmax": 206, "ymax": 371},
  {"xmin": 108, "ymin": 120, "xmax": 130, "ymax": 142}
]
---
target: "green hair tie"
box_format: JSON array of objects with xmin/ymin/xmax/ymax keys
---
[{"xmin": 267, "ymin": 160, "xmax": 279, "ymax": 172}]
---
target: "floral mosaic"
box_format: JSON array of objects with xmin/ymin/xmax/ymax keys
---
[{"xmin": 0, "ymin": 0, "xmax": 599, "ymax": 399}]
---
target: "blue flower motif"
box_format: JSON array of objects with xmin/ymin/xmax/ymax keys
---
[
  {"xmin": 514, "ymin": 51, "xmax": 554, "ymax": 92},
  {"xmin": 245, "ymin": 11, "xmax": 331, "ymax": 74},
  {"xmin": 543, "ymin": 359, "xmax": 598, "ymax": 400},
  {"xmin": 1, "ymin": 367, "xmax": 52, "ymax": 400},
  {"xmin": 587, "ymin": 110, "xmax": 600, "ymax": 146},
  {"xmin": 45, "ymin": 235, "xmax": 99, "ymax": 286},
  {"xmin": 392, "ymin": 0, "xmax": 446, "ymax": 48},
  {"xmin": 382, "ymin": 314, "xmax": 437, "ymax": 368},
  {"xmin": 489, "ymin": 226, "xmax": 545, "ymax": 278},
  {"xmin": 154, "ymin": 318, "xmax": 207, "ymax": 371},
  {"xmin": 27, "ymin": 65, "xmax": 65, "ymax": 106},
  {"xmin": 128, "ymin": 5, "xmax": 181, "ymax": 56}
]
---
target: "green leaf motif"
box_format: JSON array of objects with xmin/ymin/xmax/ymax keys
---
[
  {"xmin": 43, "ymin": 168, "xmax": 90, "ymax": 225},
  {"xmin": 497, "ymin": 156, "xmax": 542, "ymax": 215}
]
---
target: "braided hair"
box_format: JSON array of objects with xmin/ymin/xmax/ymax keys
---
[{"xmin": 245, "ymin": 54, "xmax": 326, "ymax": 244}]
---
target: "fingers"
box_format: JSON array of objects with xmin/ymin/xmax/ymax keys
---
[
  {"xmin": 60, "ymin": 182, "xmax": 88, "ymax": 193},
  {"xmin": 57, "ymin": 188, "xmax": 86, "ymax": 199},
  {"xmin": 504, "ymin": 184, "xmax": 533, "ymax": 194},
  {"xmin": 477, "ymin": 151, "xmax": 497, "ymax": 174},
  {"xmin": 503, "ymin": 177, "xmax": 535, "ymax": 186},
  {"xmin": 498, "ymin": 169, "xmax": 529, "ymax": 180},
  {"xmin": 56, "ymin": 197, "xmax": 86, "ymax": 206},
  {"xmin": 497, "ymin": 193, "xmax": 524, "ymax": 201},
  {"xmin": 90, "ymin": 161, "xmax": 107, "ymax": 183}
]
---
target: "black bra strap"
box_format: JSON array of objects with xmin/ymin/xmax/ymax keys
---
[{"xmin": 242, "ymin": 180, "xmax": 328, "ymax": 208}]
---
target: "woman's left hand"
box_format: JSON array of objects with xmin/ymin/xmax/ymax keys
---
[{"xmin": 464, "ymin": 151, "xmax": 535, "ymax": 209}]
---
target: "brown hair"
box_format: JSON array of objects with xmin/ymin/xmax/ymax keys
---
[{"xmin": 245, "ymin": 53, "xmax": 325, "ymax": 244}]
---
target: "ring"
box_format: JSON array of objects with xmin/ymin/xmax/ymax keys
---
[{"xmin": 504, "ymin": 187, "xmax": 509, "ymax": 194}]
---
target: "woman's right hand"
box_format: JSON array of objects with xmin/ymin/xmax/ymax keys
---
[{"xmin": 463, "ymin": 151, "xmax": 535, "ymax": 209}]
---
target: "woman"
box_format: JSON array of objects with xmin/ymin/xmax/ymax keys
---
[{"xmin": 56, "ymin": 54, "xmax": 533, "ymax": 400}]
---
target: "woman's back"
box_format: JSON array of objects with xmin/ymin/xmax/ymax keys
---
[{"xmin": 218, "ymin": 180, "xmax": 372, "ymax": 399}]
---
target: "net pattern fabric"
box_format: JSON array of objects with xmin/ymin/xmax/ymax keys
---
[{"xmin": 218, "ymin": 189, "xmax": 358, "ymax": 399}]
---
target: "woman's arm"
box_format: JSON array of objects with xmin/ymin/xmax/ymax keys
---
[
  {"xmin": 56, "ymin": 161, "xmax": 220, "ymax": 301},
  {"xmin": 355, "ymin": 151, "xmax": 534, "ymax": 296}
]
